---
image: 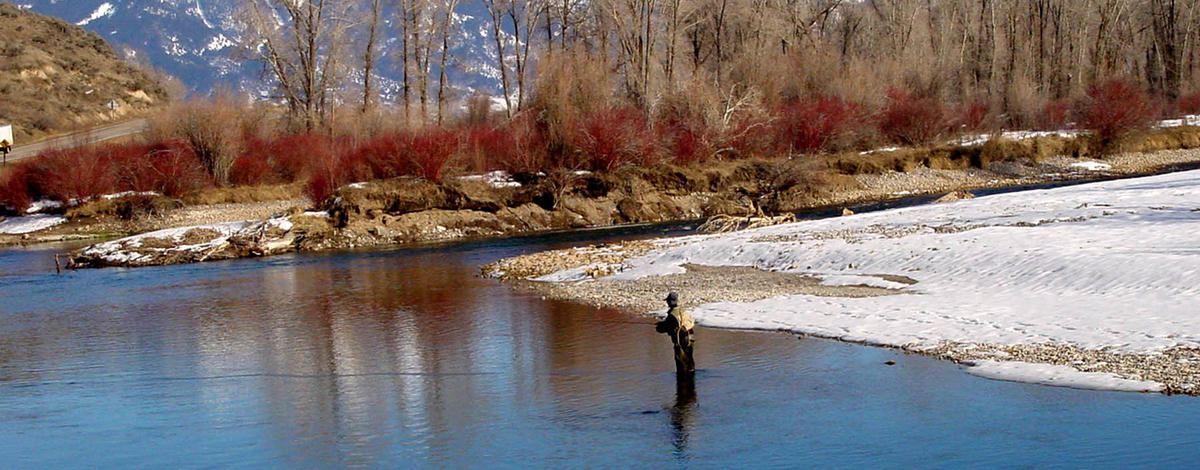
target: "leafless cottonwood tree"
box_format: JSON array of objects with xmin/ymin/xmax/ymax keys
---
[
  {"xmin": 361, "ymin": 0, "xmax": 383, "ymax": 113},
  {"xmin": 240, "ymin": 0, "xmax": 353, "ymax": 131},
  {"xmin": 236, "ymin": 0, "xmax": 1200, "ymax": 132}
]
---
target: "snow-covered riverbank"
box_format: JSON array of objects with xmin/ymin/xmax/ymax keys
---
[{"xmin": 493, "ymin": 168, "xmax": 1200, "ymax": 393}]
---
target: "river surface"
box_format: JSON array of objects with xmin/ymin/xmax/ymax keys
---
[{"xmin": 2, "ymin": 224, "xmax": 1199, "ymax": 469}]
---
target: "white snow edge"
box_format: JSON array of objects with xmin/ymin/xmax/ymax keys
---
[{"xmin": 963, "ymin": 360, "xmax": 1164, "ymax": 393}]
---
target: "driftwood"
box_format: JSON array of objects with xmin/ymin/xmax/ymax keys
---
[{"xmin": 699, "ymin": 212, "xmax": 796, "ymax": 233}]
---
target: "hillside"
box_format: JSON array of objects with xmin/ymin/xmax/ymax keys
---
[
  {"xmin": 0, "ymin": 2, "xmax": 171, "ymax": 142},
  {"xmin": 19, "ymin": 0, "xmax": 505, "ymax": 98}
]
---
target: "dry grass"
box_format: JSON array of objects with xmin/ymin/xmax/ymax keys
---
[
  {"xmin": 0, "ymin": 4, "xmax": 170, "ymax": 141},
  {"xmin": 823, "ymin": 127, "xmax": 1200, "ymax": 176},
  {"xmin": 181, "ymin": 183, "xmax": 306, "ymax": 205}
]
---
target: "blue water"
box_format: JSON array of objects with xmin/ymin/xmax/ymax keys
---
[{"xmin": 1, "ymin": 228, "xmax": 1197, "ymax": 469}]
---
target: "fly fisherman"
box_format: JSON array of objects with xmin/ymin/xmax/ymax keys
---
[{"xmin": 656, "ymin": 292, "xmax": 696, "ymax": 373}]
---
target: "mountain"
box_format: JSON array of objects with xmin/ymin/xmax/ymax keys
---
[
  {"xmin": 15, "ymin": 0, "xmax": 508, "ymax": 103},
  {"xmin": 0, "ymin": 2, "xmax": 171, "ymax": 141}
]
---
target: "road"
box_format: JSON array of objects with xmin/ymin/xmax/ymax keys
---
[{"xmin": 2, "ymin": 118, "xmax": 149, "ymax": 164}]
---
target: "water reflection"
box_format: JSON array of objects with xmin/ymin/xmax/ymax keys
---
[
  {"xmin": 671, "ymin": 374, "xmax": 697, "ymax": 459},
  {"xmin": 3, "ymin": 233, "xmax": 1200, "ymax": 468}
]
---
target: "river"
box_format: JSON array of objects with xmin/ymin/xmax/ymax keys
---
[{"xmin": 2, "ymin": 224, "xmax": 1198, "ymax": 468}]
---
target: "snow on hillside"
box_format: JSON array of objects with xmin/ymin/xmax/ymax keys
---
[
  {"xmin": 75, "ymin": 2, "xmax": 115, "ymax": 26},
  {"xmin": 547, "ymin": 169, "xmax": 1200, "ymax": 391},
  {"xmin": 23, "ymin": 0, "xmax": 511, "ymax": 98}
]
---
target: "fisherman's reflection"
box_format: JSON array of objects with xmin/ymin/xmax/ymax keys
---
[{"xmin": 670, "ymin": 374, "xmax": 697, "ymax": 457}]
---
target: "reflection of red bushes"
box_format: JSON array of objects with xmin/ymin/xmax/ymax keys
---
[
  {"xmin": 774, "ymin": 97, "xmax": 861, "ymax": 154},
  {"xmin": 1080, "ymin": 79, "xmax": 1158, "ymax": 145},
  {"xmin": 878, "ymin": 89, "xmax": 950, "ymax": 146}
]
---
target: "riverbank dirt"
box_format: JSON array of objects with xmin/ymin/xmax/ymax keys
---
[{"xmin": 15, "ymin": 145, "xmax": 1200, "ymax": 268}]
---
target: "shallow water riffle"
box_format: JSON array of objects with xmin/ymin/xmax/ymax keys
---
[{"xmin": 1, "ymin": 227, "xmax": 1199, "ymax": 468}]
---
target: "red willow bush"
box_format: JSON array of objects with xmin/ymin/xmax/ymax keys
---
[
  {"xmin": 1176, "ymin": 93, "xmax": 1200, "ymax": 115},
  {"xmin": 773, "ymin": 96, "xmax": 862, "ymax": 154},
  {"xmin": 877, "ymin": 88, "xmax": 952, "ymax": 146},
  {"xmin": 572, "ymin": 106, "xmax": 658, "ymax": 171},
  {"xmin": 0, "ymin": 140, "xmax": 211, "ymax": 211},
  {"xmin": 231, "ymin": 133, "xmax": 338, "ymax": 186},
  {"xmin": 5, "ymin": 79, "xmax": 1185, "ymax": 211},
  {"xmin": 1040, "ymin": 99, "xmax": 1073, "ymax": 130},
  {"xmin": 1079, "ymin": 79, "xmax": 1159, "ymax": 147}
]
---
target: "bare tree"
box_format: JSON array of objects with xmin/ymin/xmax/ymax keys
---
[
  {"xmin": 361, "ymin": 0, "xmax": 383, "ymax": 113},
  {"xmin": 241, "ymin": 0, "xmax": 353, "ymax": 131},
  {"xmin": 436, "ymin": 0, "xmax": 463, "ymax": 123}
]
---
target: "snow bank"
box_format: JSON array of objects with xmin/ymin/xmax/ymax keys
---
[
  {"xmin": 25, "ymin": 200, "xmax": 63, "ymax": 214},
  {"xmin": 551, "ymin": 169, "xmax": 1200, "ymax": 391},
  {"xmin": 0, "ymin": 214, "xmax": 67, "ymax": 234},
  {"xmin": 953, "ymin": 130, "xmax": 1081, "ymax": 147},
  {"xmin": 963, "ymin": 360, "xmax": 1164, "ymax": 393},
  {"xmin": 80, "ymin": 220, "xmax": 256, "ymax": 265}
]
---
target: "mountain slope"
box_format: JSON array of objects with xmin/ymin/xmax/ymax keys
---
[
  {"xmin": 18, "ymin": 0, "xmax": 508, "ymax": 102},
  {"xmin": 0, "ymin": 2, "xmax": 171, "ymax": 141}
]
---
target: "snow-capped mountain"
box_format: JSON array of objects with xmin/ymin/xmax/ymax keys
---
[{"xmin": 17, "ymin": 0, "xmax": 506, "ymax": 101}]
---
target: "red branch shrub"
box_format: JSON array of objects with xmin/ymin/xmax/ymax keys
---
[
  {"xmin": 0, "ymin": 165, "xmax": 34, "ymax": 212},
  {"xmin": 957, "ymin": 101, "xmax": 991, "ymax": 132},
  {"xmin": 352, "ymin": 129, "xmax": 460, "ymax": 182},
  {"xmin": 463, "ymin": 125, "xmax": 516, "ymax": 173},
  {"xmin": 774, "ymin": 96, "xmax": 862, "ymax": 154},
  {"xmin": 0, "ymin": 139, "xmax": 213, "ymax": 210},
  {"xmin": 1175, "ymin": 93, "xmax": 1200, "ymax": 116},
  {"xmin": 26, "ymin": 146, "xmax": 121, "ymax": 201},
  {"xmin": 1040, "ymin": 99, "xmax": 1073, "ymax": 130},
  {"xmin": 1079, "ymin": 79, "xmax": 1158, "ymax": 146},
  {"xmin": 405, "ymin": 129, "xmax": 460, "ymax": 182},
  {"xmin": 654, "ymin": 99, "xmax": 714, "ymax": 164},
  {"xmin": 233, "ymin": 133, "xmax": 338, "ymax": 185},
  {"xmin": 493, "ymin": 113, "xmax": 550, "ymax": 173},
  {"xmin": 877, "ymin": 89, "xmax": 951, "ymax": 146},
  {"xmin": 304, "ymin": 138, "xmax": 360, "ymax": 203},
  {"xmin": 573, "ymin": 107, "xmax": 658, "ymax": 171}
]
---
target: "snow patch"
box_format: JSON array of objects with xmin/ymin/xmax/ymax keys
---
[
  {"xmin": 459, "ymin": 170, "xmax": 520, "ymax": 188},
  {"xmin": 26, "ymin": 200, "xmax": 63, "ymax": 214},
  {"xmin": 102, "ymin": 191, "xmax": 161, "ymax": 200},
  {"xmin": 1069, "ymin": 161, "xmax": 1113, "ymax": 172},
  {"xmin": 1156, "ymin": 115, "xmax": 1200, "ymax": 128},
  {"xmin": 0, "ymin": 215, "xmax": 67, "ymax": 234},
  {"xmin": 963, "ymin": 360, "xmax": 1164, "ymax": 393},
  {"xmin": 76, "ymin": 2, "xmax": 115, "ymax": 26},
  {"xmin": 953, "ymin": 130, "xmax": 1080, "ymax": 147},
  {"xmin": 817, "ymin": 274, "xmax": 912, "ymax": 290}
]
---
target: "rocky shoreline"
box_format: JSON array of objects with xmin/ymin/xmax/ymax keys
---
[{"xmin": 4, "ymin": 147, "xmax": 1197, "ymax": 269}]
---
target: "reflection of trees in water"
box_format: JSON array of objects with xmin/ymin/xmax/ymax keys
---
[
  {"xmin": 188, "ymin": 250, "xmax": 572, "ymax": 462},
  {"xmin": 671, "ymin": 374, "xmax": 697, "ymax": 459}
]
